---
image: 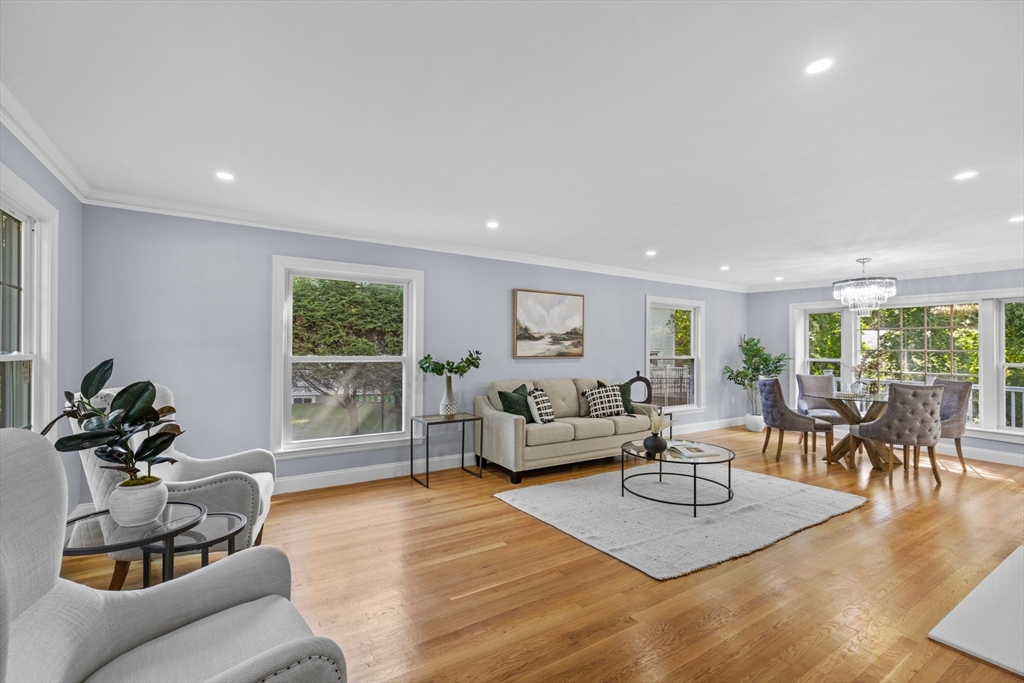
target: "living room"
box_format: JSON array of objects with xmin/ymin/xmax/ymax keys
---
[{"xmin": 1, "ymin": 2, "xmax": 1022, "ymax": 682}]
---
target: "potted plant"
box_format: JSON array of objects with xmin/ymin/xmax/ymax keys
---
[
  {"xmin": 722, "ymin": 336, "xmax": 789, "ymax": 432},
  {"xmin": 417, "ymin": 350, "xmax": 482, "ymax": 417},
  {"xmin": 42, "ymin": 359, "xmax": 182, "ymax": 526},
  {"xmin": 643, "ymin": 412, "xmax": 671, "ymax": 458}
]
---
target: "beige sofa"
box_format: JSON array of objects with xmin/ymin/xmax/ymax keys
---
[{"xmin": 474, "ymin": 378, "xmax": 656, "ymax": 483}]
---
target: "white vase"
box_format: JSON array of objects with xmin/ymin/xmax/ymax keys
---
[
  {"xmin": 440, "ymin": 375, "xmax": 457, "ymax": 417},
  {"xmin": 744, "ymin": 413, "xmax": 766, "ymax": 432},
  {"xmin": 108, "ymin": 479, "xmax": 168, "ymax": 527}
]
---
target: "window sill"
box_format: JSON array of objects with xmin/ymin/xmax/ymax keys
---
[
  {"xmin": 963, "ymin": 426, "xmax": 1024, "ymax": 444},
  {"xmin": 657, "ymin": 405, "xmax": 705, "ymax": 417},
  {"xmin": 275, "ymin": 434, "xmax": 423, "ymax": 460}
]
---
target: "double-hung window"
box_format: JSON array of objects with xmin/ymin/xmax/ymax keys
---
[
  {"xmin": 645, "ymin": 296, "xmax": 704, "ymax": 410},
  {"xmin": 0, "ymin": 165, "xmax": 58, "ymax": 433},
  {"xmin": 807, "ymin": 311, "xmax": 842, "ymax": 387},
  {"xmin": 272, "ymin": 257, "xmax": 423, "ymax": 455},
  {"xmin": 1001, "ymin": 301, "xmax": 1024, "ymax": 429}
]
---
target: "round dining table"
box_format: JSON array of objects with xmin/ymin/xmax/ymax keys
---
[{"xmin": 804, "ymin": 389, "xmax": 902, "ymax": 471}]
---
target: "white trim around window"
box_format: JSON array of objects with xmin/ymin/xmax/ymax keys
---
[
  {"xmin": 271, "ymin": 256, "xmax": 424, "ymax": 458},
  {"xmin": 789, "ymin": 287, "xmax": 1024, "ymax": 440},
  {"xmin": 645, "ymin": 295, "xmax": 705, "ymax": 413},
  {"xmin": 0, "ymin": 163, "xmax": 59, "ymax": 438}
]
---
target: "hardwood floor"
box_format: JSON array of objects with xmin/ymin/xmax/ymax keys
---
[{"xmin": 60, "ymin": 426, "xmax": 1024, "ymax": 682}]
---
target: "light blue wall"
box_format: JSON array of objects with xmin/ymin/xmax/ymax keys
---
[
  {"xmin": 81, "ymin": 205, "xmax": 749, "ymax": 481},
  {"xmin": 747, "ymin": 269, "xmax": 1024, "ymax": 455},
  {"xmin": 1, "ymin": 124, "xmax": 84, "ymax": 511}
]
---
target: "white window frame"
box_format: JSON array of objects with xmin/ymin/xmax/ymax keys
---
[
  {"xmin": 271, "ymin": 256, "xmax": 424, "ymax": 458},
  {"xmin": 994, "ymin": 298, "xmax": 1024, "ymax": 431},
  {"xmin": 645, "ymin": 295, "xmax": 705, "ymax": 413},
  {"xmin": 0, "ymin": 163, "xmax": 59, "ymax": 438},
  {"xmin": 790, "ymin": 288, "xmax": 1024, "ymax": 441}
]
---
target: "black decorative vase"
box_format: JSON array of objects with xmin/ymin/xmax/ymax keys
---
[{"xmin": 643, "ymin": 432, "xmax": 668, "ymax": 459}]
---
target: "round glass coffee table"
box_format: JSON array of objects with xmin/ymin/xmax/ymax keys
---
[
  {"xmin": 140, "ymin": 511, "xmax": 247, "ymax": 587},
  {"xmin": 64, "ymin": 502, "xmax": 207, "ymax": 586},
  {"xmin": 621, "ymin": 439, "xmax": 735, "ymax": 517}
]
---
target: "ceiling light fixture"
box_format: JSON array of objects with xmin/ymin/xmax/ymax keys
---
[
  {"xmin": 485, "ymin": 221, "xmax": 499, "ymax": 229},
  {"xmin": 804, "ymin": 58, "xmax": 835, "ymax": 75},
  {"xmin": 833, "ymin": 258, "xmax": 897, "ymax": 316},
  {"xmin": 215, "ymin": 171, "xmax": 234, "ymax": 181},
  {"xmin": 953, "ymin": 171, "xmax": 978, "ymax": 180},
  {"xmin": 775, "ymin": 277, "xmax": 784, "ymax": 281},
  {"xmin": 646, "ymin": 250, "xmax": 657, "ymax": 257},
  {"xmin": 1010, "ymin": 216, "xmax": 1024, "ymax": 223},
  {"xmin": 720, "ymin": 266, "xmax": 729, "ymax": 271}
]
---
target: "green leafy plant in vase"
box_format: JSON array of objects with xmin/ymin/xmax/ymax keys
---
[
  {"xmin": 722, "ymin": 336, "xmax": 789, "ymax": 432},
  {"xmin": 42, "ymin": 359, "xmax": 183, "ymax": 526},
  {"xmin": 417, "ymin": 350, "xmax": 482, "ymax": 417}
]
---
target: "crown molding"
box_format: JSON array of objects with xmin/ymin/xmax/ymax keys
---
[
  {"xmin": 0, "ymin": 83, "xmax": 91, "ymax": 201},
  {"xmin": 746, "ymin": 260, "xmax": 1024, "ymax": 294}
]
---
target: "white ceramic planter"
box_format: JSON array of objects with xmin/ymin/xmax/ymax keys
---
[
  {"xmin": 439, "ymin": 375, "xmax": 457, "ymax": 416},
  {"xmin": 108, "ymin": 479, "xmax": 168, "ymax": 527},
  {"xmin": 744, "ymin": 413, "xmax": 766, "ymax": 432}
]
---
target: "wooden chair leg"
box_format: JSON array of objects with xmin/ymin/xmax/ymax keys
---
[
  {"xmin": 914, "ymin": 446, "xmax": 920, "ymax": 470},
  {"xmin": 954, "ymin": 438, "xmax": 966, "ymax": 472},
  {"xmin": 776, "ymin": 429, "xmax": 785, "ymax": 462},
  {"xmin": 887, "ymin": 444, "xmax": 895, "ymax": 483},
  {"xmin": 825, "ymin": 431, "xmax": 833, "ymax": 461},
  {"xmin": 762, "ymin": 426, "xmax": 772, "ymax": 454},
  {"xmin": 797, "ymin": 432, "xmax": 804, "ymax": 444},
  {"xmin": 109, "ymin": 560, "xmax": 130, "ymax": 591},
  {"xmin": 927, "ymin": 446, "xmax": 942, "ymax": 485},
  {"xmin": 802, "ymin": 433, "xmax": 808, "ymax": 454},
  {"xmin": 255, "ymin": 526, "xmax": 265, "ymax": 546},
  {"xmin": 812, "ymin": 431, "xmax": 817, "ymax": 452}
]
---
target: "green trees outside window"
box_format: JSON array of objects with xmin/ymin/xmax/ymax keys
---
[{"xmin": 808, "ymin": 312, "xmax": 841, "ymax": 377}]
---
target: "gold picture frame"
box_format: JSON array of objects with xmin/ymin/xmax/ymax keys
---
[{"xmin": 513, "ymin": 289, "xmax": 585, "ymax": 358}]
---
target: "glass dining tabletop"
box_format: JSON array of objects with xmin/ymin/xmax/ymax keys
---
[{"xmin": 804, "ymin": 389, "xmax": 889, "ymax": 403}]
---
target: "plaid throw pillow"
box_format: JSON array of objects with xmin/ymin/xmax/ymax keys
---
[
  {"xmin": 527, "ymin": 388, "xmax": 555, "ymax": 424},
  {"xmin": 584, "ymin": 385, "xmax": 625, "ymax": 418}
]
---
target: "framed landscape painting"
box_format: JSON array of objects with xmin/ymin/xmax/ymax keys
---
[{"xmin": 513, "ymin": 289, "xmax": 584, "ymax": 358}]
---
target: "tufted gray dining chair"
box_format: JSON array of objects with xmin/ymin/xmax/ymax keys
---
[
  {"xmin": 930, "ymin": 378, "xmax": 973, "ymax": 472},
  {"xmin": 758, "ymin": 378, "xmax": 833, "ymax": 462},
  {"xmin": 0, "ymin": 428, "xmax": 346, "ymax": 683},
  {"xmin": 795, "ymin": 374, "xmax": 846, "ymax": 454},
  {"xmin": 848, "ymin": 383, "xmax": 945, "ymax": 484}
]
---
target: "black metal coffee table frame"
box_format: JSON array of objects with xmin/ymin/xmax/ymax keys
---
[
  {"xmin": 140, "ymin": 511, "xmax": 247, "ymax": 587},
  {"xmin": 621, "ymin": 441, "xmax": 735, "ymax": 517}
]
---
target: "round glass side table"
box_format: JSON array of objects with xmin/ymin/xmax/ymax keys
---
[{"xmin": 139, "ymin": 511, "xmax": 247, "ymax": 587}]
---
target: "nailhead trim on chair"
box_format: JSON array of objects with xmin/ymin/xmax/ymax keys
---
[{"xmin": 258, "ymin": 655, "xmax": 343, "ymax": 682}]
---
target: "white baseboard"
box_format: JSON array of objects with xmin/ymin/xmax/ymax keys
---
[
  {"xmin": 274, "ymin": 452, "xmax": 475, "ymax": 495},
  {"xmin": 667, "ymin": 416, "xmax": 746, "ymax": 435},
  {"xmin": 830, "ymin": 426, "xmax": 1023, "ymax": 468}
]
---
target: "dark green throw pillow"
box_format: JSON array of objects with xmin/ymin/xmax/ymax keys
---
[
  {"xmin": 498, "ymin": 384, "xmax": 534, "ymax": 423},
  {"xmin": 598, "ymin": 380, "xmax": 634, "ymax": 414}
]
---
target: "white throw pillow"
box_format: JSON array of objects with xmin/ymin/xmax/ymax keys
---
[
  {"xmin": 583, "ymin": 385, "xmax": 625, "ymax": 418},
  {"xmin": 527, "ymin": 388, "xmax": 556, "ymax": 424}
]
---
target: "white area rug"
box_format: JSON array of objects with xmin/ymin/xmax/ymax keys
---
[
  {"xmin": 929, "ymin": 546, "xmax": 1024, "ymax": 675},
  {"xmin": 495, "ymin": 463, "xmax": 866, "ymax": 580}
]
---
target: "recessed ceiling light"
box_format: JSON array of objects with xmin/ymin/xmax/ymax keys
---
[
  {"xmin": 775, "ymin": 277, "xmax": 784, "ymax": 281},
  {"xmin": 720, "ymin": 266, "xmax": 730, "ymax": 271},
  {"xmin": 486, "ymin": 221, "xmax": 499, "ymax": 229},
  {"xmin": 646, "ymin": 250, "xmax": 657, "ymax": 257},
  {"xmin": 215, "ymin": 171, "xmax": 234, "ymax": 181},
  {"xmin": 953, "ymin": 171, "xmax": 978, "ymax": 180},
  {"xmin": 804, "ymin": 58, "xmax": 834, "ymax": 75},
  {"xmin": 1010, "ymin": 216, "xmax": 1024, "ymax": 223}
]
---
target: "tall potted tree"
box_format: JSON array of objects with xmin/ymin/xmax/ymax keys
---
[{"xmin": 723, "ymin": 336, "xmax": 789, "ymax": 432}]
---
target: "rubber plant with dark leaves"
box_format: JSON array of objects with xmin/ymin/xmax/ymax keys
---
[{"xmin": 40, "ymin": 359, "xmax": 181, "ymax": 486}]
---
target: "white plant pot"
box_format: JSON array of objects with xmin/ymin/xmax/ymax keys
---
[
  {"xmin": 440, "ymin": 375, "xmax": 458, "ymax": 416},
  {"xmin": 108, "ymin": 479, "xmax": 168, "ymax": 527},
  {"xmin": 744, "ymin": 414, "xmax": 766, "ymax": 432}
]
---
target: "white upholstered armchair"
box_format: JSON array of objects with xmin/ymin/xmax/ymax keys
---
[
  {"xmin": 0, "ymin": 428, "xmax": 346, "ymax": 683},
  {"xmin": 73, "ymin": 385, "xmax": 276, "ymax": 589}
]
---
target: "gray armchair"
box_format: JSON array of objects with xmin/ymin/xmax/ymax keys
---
[
  {"xmin": 795, "ymin": 374, "xmax": 846, "ymax": 453},
  {"xmin": 758, "ymin": 378, "xmax": 833, "ymax": 462},
  {"xmin": 932, "ymin": 378, "xmax": 973, "ymax": 472},
  {"xmin": 848, "ymin": 383, "xmax": 944, "ymax": 484},
  {"xmin": 0, "ymin": 428, "xmax": 346, "ymax": 683},
  {"xmin": 73, "ymin": 384, "xmax": 275, "ymax": 589}
]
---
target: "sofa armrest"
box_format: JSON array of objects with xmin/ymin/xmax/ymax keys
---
[
  {"xmin": 475, "ymin": 395, "xmax": 525, "ymax": 474},
  {"xmin": 204, "ymin": 636, "xmax": 347, "ymax": 683}
]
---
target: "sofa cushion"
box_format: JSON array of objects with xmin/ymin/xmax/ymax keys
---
[
  {"xmin": 525, "ymin": 421, "xmax": 575, "ymax": 446},
  {"xmin": 582, "ymin": 385, "xmax": 626, "ymax": 418},
  {"xmin": 488, "ymin": 380, "xmax": 534, "ymax": 411},
  {"xmin": 572, "ymin": 378, "xmax": 608, "ymax": 417},
  {"xmin": 606, "ymin": 413, "xmax": 650, "ymax": 435},
  {"xmin": 527, "ymin": 388, "xmax": 556, "ymax": 424},
  {"xmin": 598, "ymin": 380, "xmax": 634, "ymax": 414},
  {"xmin": 498, "ymin": 384, "xmax": 534, "ymax": 423},
  {"xmin": 557, "ymin": 417, "xmax": 615, "ymax": 440},
  {"xmin": 533, "ymin": 379, "xmax": 580, "ymax": 418}
]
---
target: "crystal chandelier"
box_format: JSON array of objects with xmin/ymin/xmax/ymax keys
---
[{"xmin": 832, "ymin": 258, "xmax": 897, "ymax": 316}]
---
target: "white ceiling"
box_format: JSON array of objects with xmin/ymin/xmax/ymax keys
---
[{"xmin": 1, "ymin": 1, "xmax": 1022, "ymax": 290}]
